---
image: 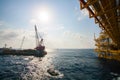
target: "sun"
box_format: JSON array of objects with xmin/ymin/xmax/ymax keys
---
[
  {"xmin": 38, "ymin": 9, "xmax": 51, "ymax": 23},
  {"xmin": 32, "ymin": 6, "xmax": 53, "ymax": 24}
]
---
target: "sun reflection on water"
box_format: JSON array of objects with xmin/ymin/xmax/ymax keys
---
[{"xmin": 21, "ymin": 51, "xmax": 63, "ymax": 80}]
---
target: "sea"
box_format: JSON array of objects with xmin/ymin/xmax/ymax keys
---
[{"xmin": 0, "ymin": 49, "xmax": 120, "ymax": 80}]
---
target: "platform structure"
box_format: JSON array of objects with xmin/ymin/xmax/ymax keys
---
[{"xmin": 79, "ymin": 0, "xmax": 120, "ymax": 61}]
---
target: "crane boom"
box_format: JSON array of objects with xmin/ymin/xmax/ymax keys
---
[{"xmin": 20, "ymin": 36, "xmax": 25, "ymax": 50}]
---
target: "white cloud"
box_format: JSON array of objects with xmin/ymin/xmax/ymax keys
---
[
  {"xmin": 0, "ymin": 19, "xmax": 94, "ymax": 49},
  {"xmin": 0, "ymin": 28, "xmax": 95, "ymax": 49},
  {"xmin": 29, "ymin": 23, "xmax": 64, "ymax": 33},
  {"xmin": 0, "ymin": 30, "xmax": 18, "ymax": 40},
  {"xmin": 55, "ymin": 24, "xmax": 65, "ymax": 30},
  {"xmin": 75, "ymin": 6, "xmax": 89, "ymax": 21},
  {"xmin": 63, "ymin": 30, "xmax": 83, "ymax": 40},
  {"xmin": 0, "ymin": 28, "xmax": 36, "ymax": 49},
  {"xmin": 0, "ymin": 21, "xmax": 4, "ymax": 26},
  {"xmin": 0, "ymin": 25, "xmax": 65, "ymax": 49},
  {"xmin": 0, "ymin": 23, "xmax": 2, "ymax": 26},
  {"xmin": 81, "ymin": 9, "xmax": 89, "ymax": 16},
  {"xmin": 61, "ymin": 30, "xmax": 95, "ymax": 49},
  {"xmin": 30, "ymin": 19, "xmax": 38, "ymax": 24}
]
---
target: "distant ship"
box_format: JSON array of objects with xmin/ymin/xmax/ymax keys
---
[{"xmin": 0, "ymin": 25, "xmax": 47, "ymax": 57}]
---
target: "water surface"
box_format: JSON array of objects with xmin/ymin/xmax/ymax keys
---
[{"xmin": 0, "ymin": 49, "xmax": 120, "ymax": 80}]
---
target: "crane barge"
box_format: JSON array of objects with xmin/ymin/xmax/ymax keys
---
[{"xmin": 0, "ymin": 25, "xmax": 47, "ymax": 57}]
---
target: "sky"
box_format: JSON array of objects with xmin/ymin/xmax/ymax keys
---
[{"xmin": 0, "ymin": 0, "xmax": 101, "ymax": 49}]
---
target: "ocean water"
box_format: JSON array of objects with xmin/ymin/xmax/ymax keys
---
[{"xmin": 0, "ymin": 49, "xmax": 120, "ymax": 80}]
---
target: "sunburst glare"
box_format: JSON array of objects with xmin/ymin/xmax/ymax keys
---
[{"xmin": 38, "ymin": 10, "xmax": 50, "ymax": 23}]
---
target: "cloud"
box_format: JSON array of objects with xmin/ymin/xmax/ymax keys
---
[
  {"xmin": 74, "ymin": 7, "xmax": 89, "ymax": 21},
  {"xmin": 0, "ymin": 23, "xmax": 2, "ymax": 26},
  {"xmin": 0, "ymin": 28, "xmax": 95, "ymax": 49},
  {"xmin": 63, "ymin": 30, "xmax": 83, "ymax": 40},
  {"xmin": 78, "ymin": 9, "xmax": 89, "ymax": 21},
  {"xmin": 30, "ymin": 19, "xmax": 38, "ymax": 24},
  {"xmin": 0, "ymin": 21, "xmax": 4, "ymax": 26},
  {"xmin": 0, "ymin": 29, "xmax": 19, "ymax": 40},
  {"xmin": 81, "ymin": 9, "xmax": 89, "ymax": 16},
  {"xmin": 55, "ymin": 24, "xmax": 65, "ymax": 30},
  {"xmin": 0, "ymin": 28, "xmax": 37, "ymax": 49},
  {"xmin": 0, "ymin": 32, "xmax": 18, "ymax": 40},
  {"xmin": 0, "ymin": 19, "xmax": 94, "ymax": 49},
  {"xmin": 0, "ymin": 20, "xmax": 14, "ymax": 29},
  {"xmin": 29, "ymin": 22, "xmax": 64, "ymax": 33},
  {"xmin": 62, "ymin": 30, "xmax": 95, "ymax": 48}
]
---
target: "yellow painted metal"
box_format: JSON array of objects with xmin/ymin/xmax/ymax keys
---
[
  {"xmin": 79, "ymin": 0, "xmax": 120, "ymax": 48},
  {"xmin": 79, "ymin": 0, "xmax": 120, "ymax": 61}
]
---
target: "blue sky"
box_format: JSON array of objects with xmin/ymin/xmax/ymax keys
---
[{"xmin": 0, "ymin": 0, "xmax": 101, "ymax": 49}]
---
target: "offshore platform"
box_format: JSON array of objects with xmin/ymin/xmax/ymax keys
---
[{"xmin": 79, "ymin": 0, "xmax": 120, "ymax": 61}]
